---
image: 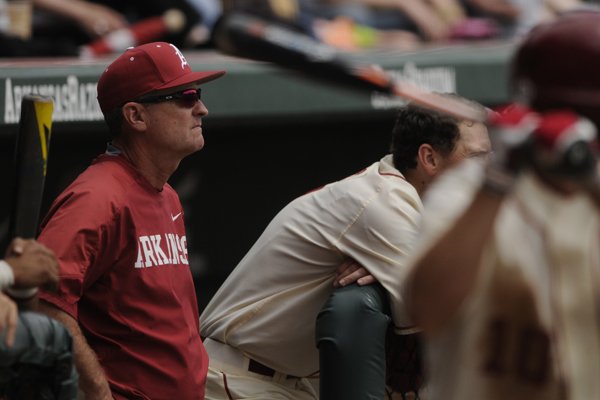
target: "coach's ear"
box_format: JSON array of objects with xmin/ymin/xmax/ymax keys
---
[
  {"xmin": 417, "ymin": 143, "xmax": 442, "ymax": 177},
  {"xmin": 121, "ymin": 102, "xmax": 148, "ymax": 132}
]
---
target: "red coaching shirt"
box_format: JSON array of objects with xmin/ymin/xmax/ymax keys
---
[{"xmin": 38, "ymin": 153, "xmax": 207, "ymax": 400}]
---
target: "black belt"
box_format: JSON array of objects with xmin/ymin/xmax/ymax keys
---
[{"xmin": 247, "ymin": 358, "xmax": 300, "ymax": 379}]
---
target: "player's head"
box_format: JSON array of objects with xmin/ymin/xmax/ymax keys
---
[
  {"xmin": 97, "ymin": 42, "xmax": 225, "ymax": 137},
  {"xmin": 391, "ymin": 94, "xmax": 490, "ymax": 177},
  {"xmin": 511, "ymin": 11, "xmax": 600, "ymax": 128}
]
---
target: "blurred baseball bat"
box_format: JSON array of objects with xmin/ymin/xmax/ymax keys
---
[
  {"xmin": 213, "ymin": 12, "xmax": 486, "ymax": 122},
  {"xmin": 9, "ymin": 95, "xmax": 54, "ymax": 239}
]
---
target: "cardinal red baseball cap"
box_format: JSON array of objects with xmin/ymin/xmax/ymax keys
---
[{"xmin": 97, "ymin": 42, "xmax": 226, "ymax": 114}]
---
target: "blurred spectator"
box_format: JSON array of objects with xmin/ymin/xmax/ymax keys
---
[
  {"xmin": 35, "ymin": 0, "xmax": 202, "ymax": 50},
  {"xmin": 186, "ymin": 0, "xmax": 222, "ymax": 46},
  {"xmin": 222, "ymin": 0, "xmax": 307, "ymax": 32},
  {"xmin": 220, "ymin": 0, "xmax": 445, "ymax": 50},
  {"xmin": 282, "ymin": 0, "xmax": 594, "ymax": 50},
  {"xmin": 461, "ymin": 0, "xmax": 595, "ymax": 38},
  {"xmin": 34, "ymin": 0, "xmax": 126, "ymax": 40},
  {"xmin": 216, "ymin": 0, "xmax": 600, "ymax": 52},
  {"xmin": 299, "ymin": 0, "xmax": 498, "ymax": 50},
  {"xmin": 0, "ymin": 0, "xmax": 216, "ymax": 57},
  {"xmin": 302, "ymin": 0, "xmax": 454, "ymax": 42},
  {"xmin": 1, "ymin": 0, "xmax": 596, "ymax": 56}
]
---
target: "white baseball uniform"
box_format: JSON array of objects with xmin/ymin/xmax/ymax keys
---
[
  {"xmin": 201, "ymin": 154, "xmax": 422, "ymax": 398},
  {"xmin": 406, "ymin": 160, "xmax": 600, "ymax": 400}
]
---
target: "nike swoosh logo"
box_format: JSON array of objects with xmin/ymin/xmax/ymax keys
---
[{"xmin": 171, "ymin": 212, "xmax": 182, "ymax": 222}]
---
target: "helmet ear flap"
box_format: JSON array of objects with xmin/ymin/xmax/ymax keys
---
[
  {"xmin": 532, "ymin": 111, "xmax": 599, "ymax": 179},
  {"xmin": 555, "ymin": 140, "xmax": 598, "ymax": 177}
]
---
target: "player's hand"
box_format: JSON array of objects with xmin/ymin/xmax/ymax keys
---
[
  {"xmin": 481, "ymin": 104, "xmax": 539, "ymax": 195},
  {"xmin": 488, "ymin": 103, "xmax": 539, "ymax": 173},
  {"xmin": 333, "ymin": 258, "xmax": 376, "ymax": 287},
  {"xmin": 4, "ymin": 236, "xmax": 27, "ymax": 257},
  {"xmin": 0, "ymin": 292, "xmax": 18, "ymax": 347},
  {"xmin": 4, "ymin": 238, "xmax": 59, "ymax": 291}
]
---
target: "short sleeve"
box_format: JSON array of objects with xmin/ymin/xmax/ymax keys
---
[
  {"xmin": 38, "ymin": 189, "xmax": 114, "ymax": 319},
  {"xmin": 337, "ymin": 182, "xmax": 423, "ymax": 332}
]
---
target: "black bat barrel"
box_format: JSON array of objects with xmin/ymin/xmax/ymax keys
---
[{"xmin": 9, "ymin": 95, "xmax": 54, "ymax": 239}]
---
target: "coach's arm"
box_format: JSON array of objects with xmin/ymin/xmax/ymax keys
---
[{"xmin": 38, "ymin": 301, "xmax": 113, "ymax": 400}]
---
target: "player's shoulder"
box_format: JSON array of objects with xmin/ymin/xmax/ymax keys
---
[
  {"xmin": 316, "ymin": 156, "xmax": 416, "ymax": 198},
  {"xmin": 313, "ymin": 155, "xmax": 422, "ymax": 214},
  {"xmin": 333, "ymin": 155, "xmax": 406, "ymax": 185},
  {"xmin": 374, "ymin": 155, "xmax": 421, "ymax": 204}
]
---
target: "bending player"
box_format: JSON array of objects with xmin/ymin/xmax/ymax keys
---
[{"xmin": 201, "ymin": 94, "xmax": 491, "ymax": 399}]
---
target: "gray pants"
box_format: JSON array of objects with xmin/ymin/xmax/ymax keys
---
[
  {"xmin": 316, "ymin": 284, "xmax": 390, "ymax": 400},
  {"xmin": 0, "ymin": 311, "xmax": 78, "ymax": 400}
]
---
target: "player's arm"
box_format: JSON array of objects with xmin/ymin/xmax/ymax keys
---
[
  {"xmin": 405, "ymin": 184, "xmax": 504, "ymax": 335},
  {"xmin": 337, "ymin": 188, "xmax": 422, "ymax": 332},
  {"xmin": 38, "ymin": 300, "xmax": 112, "ymax": 400},
  {"xmin": 321, "ymin": 188, "xmax": 424, "ymax": 399},
  {"xmin": 405, "ymin": 105, "xmax": 541, "ymax": 336}
]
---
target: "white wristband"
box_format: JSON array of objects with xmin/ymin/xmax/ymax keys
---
[
  {"xmin": 5, "ymin": 286, "xmax": 38, "ymax": 300},
  {"xmin": 0, "ymin": 260, "xmax": 15, "ymax": 291}
]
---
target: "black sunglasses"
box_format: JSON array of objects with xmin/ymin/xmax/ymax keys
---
[{"xmin": 135, "ymin": 88, "xmax": 202, "ymax": 108}]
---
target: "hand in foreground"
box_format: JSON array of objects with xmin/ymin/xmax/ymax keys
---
[
  {"xmin": 488, "ymin": 103, "xmax": 540, "ymax": 172},
  {"xmin": 334, "ymin": 258, "xmax": 376, "ymax": 288},
  {"xmin": 483, "ymin": 103, "xmax": 540, "ymax": 195},
  {"xmin": 4, "ymin": 238, "xmax": 59, "ymax": 291}
]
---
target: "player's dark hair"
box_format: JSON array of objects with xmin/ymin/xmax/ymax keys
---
[
  {"xmin": 390, "ymin": 93, "xmax": 485, "ymax": 173},
  {"xmin": 103, "ymin": 107, "xmax": 123, "ymax": 139}
]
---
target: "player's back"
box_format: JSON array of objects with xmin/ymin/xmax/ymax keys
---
[{"xmin": 201, "ymin": 155, "xmax": 421, "ymax": 376}]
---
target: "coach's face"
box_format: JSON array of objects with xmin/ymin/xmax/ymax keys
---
[
  {"xmin": 447, "ymin": 120, "xmax": 492, "ymax": 165},
  {"xmin": 142, "ymin": 86, "xmax": 209, "ymax": 160}
]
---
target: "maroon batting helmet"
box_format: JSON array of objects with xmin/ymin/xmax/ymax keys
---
[{"xmin": 511, "ymin": 11, "xmax": 600, "ymax": 127}]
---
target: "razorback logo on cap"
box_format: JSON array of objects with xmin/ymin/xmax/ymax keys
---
[{"xmin": 169, "ymin": 43, "xmax": 188, "ymax": 70}]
